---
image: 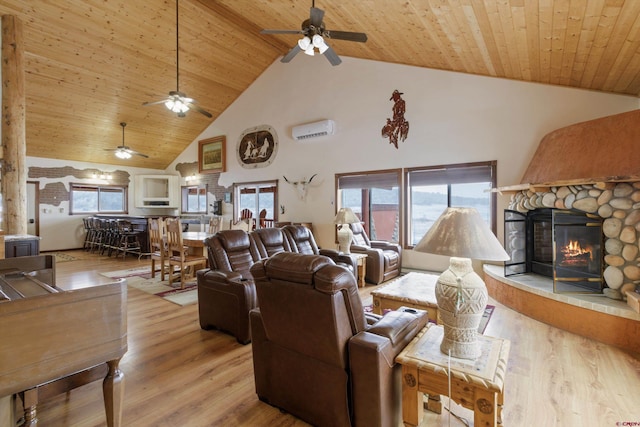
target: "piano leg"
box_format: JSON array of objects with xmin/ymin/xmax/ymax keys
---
[
  {"xmin": 19, "ymin": 388, "xmax": 38, "ymax": 426},
  {"xmin": 103, "ymin": 358, "xmax": 124, "ymax": 427}
]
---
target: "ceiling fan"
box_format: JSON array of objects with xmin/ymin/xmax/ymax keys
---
[
  {"xmin": 261, "ymin": 0, "xmax": 367, "ymax": 66},
  {"xmin": 104, "ymin": 122, "xmax": 149, "ymax": 159},
  {"xmin": 142, "ymin": 0, "xmax": 212, "ymax": 118}
]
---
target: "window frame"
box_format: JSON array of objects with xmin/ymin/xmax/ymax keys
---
[
  {"xmin": 404, "ymin": 160, "xmax": 497, "ymax": 248},
  {"xmin": 232, "ymin": 179, "xmax": 279, "ymax": 227},
  {"xmin": 335, "ymin": 168, "xmax": 403, "ymax": 245},
  {"xmin": 70, "ymin": 183, "xmax": 129, "ymax": 215},
  {"xmin": 181, "ymin": 184, "xmax": 208, "ymax": 214}
]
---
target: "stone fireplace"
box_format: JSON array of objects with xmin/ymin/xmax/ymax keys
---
[
  {"xmin": 498, "ymin": 109, "xmax": 640, "ymax": 302},
  {"xmin": 504, "ymin": 182, "xmax": 640, "ymax": 300},
  {"xmin": 487, "ymin": 110, "xmax": 640, "ymax": 354}
]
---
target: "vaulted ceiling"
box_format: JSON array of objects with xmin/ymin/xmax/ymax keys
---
[{"xmin": 3, "ymin": 0, "xmax": 640, "ymax": 170}]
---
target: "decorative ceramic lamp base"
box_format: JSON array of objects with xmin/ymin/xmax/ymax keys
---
[
  {"xmin": 336, "ymin": 225, "xmax": 353, "ymax": 254},
  {"xmin": 435, "ymin": 257, "xmax": 488, "ymax": 360}
]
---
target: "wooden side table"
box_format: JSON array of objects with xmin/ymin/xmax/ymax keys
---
[
  {"xmin": 396, "ymin": 324, "xmax": 510, "ymax": 427},
  {"xmin": 351, "ymin": 253, "xmax": 367, "ymax": 287}
]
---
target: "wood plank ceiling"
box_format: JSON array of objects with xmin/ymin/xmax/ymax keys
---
[{"xmin": 2, "ymin": 0, "xmax": 640, "ymax": 169}]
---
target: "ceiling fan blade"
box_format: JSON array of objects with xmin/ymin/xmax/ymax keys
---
[
  {"xmin": 310, "ymin": 7, "xmax": 324, "ymax": 28},
  {"xmin": 142, "ymin": 99, "xmax": 169, "ymax": 107},
  {"xmin": 128, "ymin": 150, "xmax": 149, "ymax": 158},
  {"xmin": 185, "ymin": 101, "xmax": 213, "ymax": 118},
  {"xmin": 261, "ymin": 29, "xmax": 303, "ymax": 35},
  {"xmin": 281, "ymin": 44, "xmax": 303, "ymax": 63},
  {"xmin": 323, "ymin": 45, "xmax": 342, "ymax": 66},
  {"xmin": 325, "ymin": 30, "xmax": 368, "ymax": 43}
]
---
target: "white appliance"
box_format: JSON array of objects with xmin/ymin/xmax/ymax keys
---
[{"xmin": 291, "ymin": 119, "xmax": 336, "ymax": 141}]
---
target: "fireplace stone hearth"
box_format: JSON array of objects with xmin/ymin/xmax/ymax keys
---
[{"xmin": 507, "ymin": 182, "xmax": 640, "ymax": 301}]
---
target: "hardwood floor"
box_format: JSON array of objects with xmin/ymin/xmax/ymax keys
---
[{"xmin": 20, "ymin": 250, "xmax": 640, "ymax": 426}]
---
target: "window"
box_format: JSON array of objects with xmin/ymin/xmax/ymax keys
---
[
  {"xmin": 336, "ymin": 169, "xmax": 401, "ymax": 243},
  {"xmin": 405, "ymin": 161, "xmax": 497, "ymax": 247},
  {"xmin": 181, "ymin": 184, "xmax": 207, "ymax": 214},
  {"xmin": 70, "ymin": 183, "xmax": 128, "ymax": 214},
  {"xmin": 233, "ymin": 180, "xmax": 278, "ymax": 228}
]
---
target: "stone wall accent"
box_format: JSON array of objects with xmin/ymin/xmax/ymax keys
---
[
  {"xmin": 31, "ymin": 166, "xmax": 131, "ymax": 206},
  {"xmin": 174, "ymin": 162, "xmax": 228, "ymax": 203},
  {"xmin": 508, "ymin": 182, "xmax": 640, "ymax": 300}
]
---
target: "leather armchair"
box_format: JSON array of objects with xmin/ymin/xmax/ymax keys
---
[
  {"xmin": 249, "ymin": 252, "xmax": 428, "ymax": 427},
  {"xmin": 282, "ymin": 224, "xmax": 357, "ymax": 274},
  {"xmin": 349, "ymin": 222, "xmax": 402, "ymax": 284},
  {"xmin": 197, "ymin": 230, "xmax": 261, "ymax": 344},
  {"xmin": 251, "ymin": 227, "xmax": 291, "ymax": 258}
]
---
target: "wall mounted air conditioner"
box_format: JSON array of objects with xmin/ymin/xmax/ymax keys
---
[{"xmin": 292, "ymin": 119, "xmax": 336, "ymax": 141}]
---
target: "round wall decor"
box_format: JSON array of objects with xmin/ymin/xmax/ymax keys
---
[{"xmin": 236, "ymin": 125, "xmax": 278, "ymax": 169}]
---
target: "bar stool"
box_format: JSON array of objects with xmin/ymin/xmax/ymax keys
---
[{"xmin": 114, "ymin": 220, "xmax": 142, "ymax": 259}]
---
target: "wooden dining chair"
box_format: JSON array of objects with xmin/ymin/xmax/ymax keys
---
[
  {"xmin": 259, "ymin": 209, "xmax": 273, "ymax": 228},
  {"xmin": 148, "ymin": 218, "xmax": 169, "ymax": 280},
  {"xmin": 165, "ymin": 218, "xmax": 208, "ymax": 289},
  {"xmin": 230, "ymin": 218, "xmax": 252, "ymax": 232},
  {"xmin": 208, "ymin": 216, "xmax": 221, "ymax": 234}
]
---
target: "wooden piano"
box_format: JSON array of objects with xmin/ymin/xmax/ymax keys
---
[{"xmin": 0, "ymin": 255, "xmax": 127, "ymax": 426}]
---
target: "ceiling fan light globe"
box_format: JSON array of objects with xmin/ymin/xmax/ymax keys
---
[
  {"xmin": 312, "ymin": 34, "xmax": 324, "ymax": 48},
  {"xmin": 304, "ymin": 45, "xmax": 315, "ymax": 56},
  {"xmin": 298, "ymin": 36, "xmax": 311, "ymax": 50},
  {"xmin": 115, "ymin": 149, "xmax": 131, "ymax": 159},
  {"xmin": 318, "ymin": 43, "xmax": 329, "ymax": 54}
]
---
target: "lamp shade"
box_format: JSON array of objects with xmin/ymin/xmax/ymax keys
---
[
  {"xmin": 414, "ymin": 207, "xmax": 508, "ymax": 359},
  {"xmin": 333, "ymin": 207, "xmax": 360, "ymax": 225},
  {"xmin": 414, "ymin": 207, "xmax": 509, "ymax": 261}
]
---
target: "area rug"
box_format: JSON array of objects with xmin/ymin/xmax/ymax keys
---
[
  {"xmin": 50, "ymin": 252, "xmax": 79, "ymax": 263},
  {"xmin": 101, "ymin": 266, "xmax": 153, "ymax": 279},
  {"xmin": 478, "ymin": 305, "xmax": 495, "ymax": 334},
  {"xmin": 101, "ymin": 267, "xmax": 198, "ymax": 306}
]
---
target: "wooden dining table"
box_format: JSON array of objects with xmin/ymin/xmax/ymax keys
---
[{"xmin": 181, "ymin": 232, "xmax": 214, "ymax": 258}]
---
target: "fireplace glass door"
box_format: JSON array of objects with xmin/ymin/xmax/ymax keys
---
[
  {"xmin": 504, "ymin": 209, "xmax": 604, "ymax": 294},
  {"xmin": 552, "ymin": 210, "xmax": 603, "ymax": 293}
]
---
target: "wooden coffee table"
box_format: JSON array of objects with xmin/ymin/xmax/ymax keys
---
[
  {"xmin": 396, "ymin": 324, "xmax": 510, "ymax": 427},
  {"xmin": 371, "ymin": 272, "xmax": 440, "ymax": 323}
]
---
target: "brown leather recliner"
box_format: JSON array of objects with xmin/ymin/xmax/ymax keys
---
[
  {"xmin": 251, "ymin": 227, "xmax": 291, "ymax": 258},
  {"xmin": 283, "ymin": 224, "xmax": 357, "ymax": 274},
  {"xmin": 249, "ymin": 252, "xmax": 428, "ymax": 427},
  {"xmin": 349, "ymin": 222, "xmax": 402, "ymax": 284},
  {"xmin": 197, "ymin": 230, "xmax": 260, "ymax": 344}
]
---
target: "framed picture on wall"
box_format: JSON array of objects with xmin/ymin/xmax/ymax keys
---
[{"xmin": 199, "ymin": 136, "xmax": 226, "ymax": 174}]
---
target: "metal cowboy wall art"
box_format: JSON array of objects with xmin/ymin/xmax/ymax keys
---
[{"xmin": 381, "ymin": 89, "xmax": 409, "ymax": 149}]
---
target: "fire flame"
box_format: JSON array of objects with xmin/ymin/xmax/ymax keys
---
[{"xmin": 561, "ymin": 240, "xmax": 593, "ymax": 261}]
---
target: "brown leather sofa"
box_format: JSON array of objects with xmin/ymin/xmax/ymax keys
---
[
  {"xmin": 198, "ymin": 226, "xmax": 356, "ymax": 344},
  {"xmin": 349, "ymin": 222, "xmax": 402, "ymax": 284},
  {"xmin": 249, "ymin": 252, "xmax": 428, "ymax": 427}
]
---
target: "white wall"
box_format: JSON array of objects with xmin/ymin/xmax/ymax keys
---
[
  {"xmin": 26, "ymin": 157, "xmax": 169, "ymax": 251},
  {"xmin": 24, "ymin": 56, "xmax": 638, "ymax": 261},
  {"xmin": 169, "ymin": 55, "xmax": 639, "ymax": 271}
]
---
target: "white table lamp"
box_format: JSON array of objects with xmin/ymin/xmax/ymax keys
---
[
  {"xmin": 414, "ymin": 207, "xmax": 509, "ymax": 359},
  {"xmin": 334, "ymin": 208, "xmax": 360, "ymax": 254}
]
